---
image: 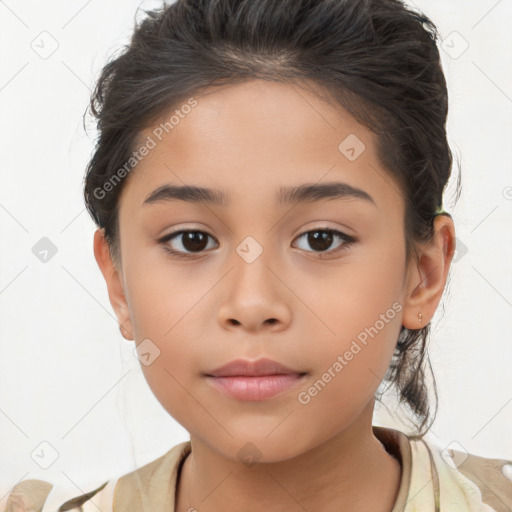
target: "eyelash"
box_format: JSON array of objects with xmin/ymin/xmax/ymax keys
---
[{"xmin": 158, "ymin": 228, "xmax": 357, "ymax": 259}]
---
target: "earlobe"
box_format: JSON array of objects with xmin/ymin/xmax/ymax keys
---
[
  {"xmin": 401, "ymin": 215, "xmax": 456, "ymax": 330},
  {"xmin": 93, "ymin": 228, "xmax": 135, "ymax": 341}
]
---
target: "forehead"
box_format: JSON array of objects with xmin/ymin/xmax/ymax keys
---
[
  {"xmin": 118, "ymin": 79, "xmax": 403, "ymax": 216},
  {"xmin": 140, "ymin": 79, "xmax": 369, "ymax": 155}
]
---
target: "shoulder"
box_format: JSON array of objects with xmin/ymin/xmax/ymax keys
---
[
  {"xmin": 0, "ymin": 477, "xmax": 116, "ymax": 512},
  {"xmin": 0, "ymin": 442, "xmax": 190, "ymax": 512},
  {"xmin": 449, "ymin": 446, "xmax": 512, "ymax": 512},
  {"xmin": 421, "ymin": 437, "xmax": 512, "ymax": 512},
  {"xmin": 113, "ymin": 441, "xmax": 191, "ymax": 510}
]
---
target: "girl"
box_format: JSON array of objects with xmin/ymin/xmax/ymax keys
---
[{"xmin": 3, "ymin": 0, "xmax": 511, "ymax": 510}]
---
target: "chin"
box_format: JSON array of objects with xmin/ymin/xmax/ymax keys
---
[{"xmin": 204, "ymin": 431, "xmax": 312, "ymax": 466}]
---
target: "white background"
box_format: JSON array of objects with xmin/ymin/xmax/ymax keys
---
[{"xmin": 0, "ymin": 0, "xmax": 511, "ymax": 499}]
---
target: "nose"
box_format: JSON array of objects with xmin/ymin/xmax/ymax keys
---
[{"xmin": 217, "ymin": 248, "xmax": 292, "ymax": 333}]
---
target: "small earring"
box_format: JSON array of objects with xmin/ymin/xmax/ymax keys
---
[
  {"xmin": 119, "ymin": 324, "xmax": 131, "ymax": 338},
  {"xmin": 418, "ymin": 312, "xmax": 423, "ymax": 325}
]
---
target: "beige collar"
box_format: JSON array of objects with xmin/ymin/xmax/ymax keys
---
[
  {"xmin": 112, "ymin": 425, "xmax": 502, "ymax": 511},
  {"xmin": 4, "ymin": 426, "xmax": 509, "ymax": 511}
]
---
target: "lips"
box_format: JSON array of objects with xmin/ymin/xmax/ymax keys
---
[
  {"xmin": 204, "ymin": 357, "xmax": 307, "ymax": 401},
  {"xmin": 205, "ymin": 357, "xmax": 306, "ymax": 377}
]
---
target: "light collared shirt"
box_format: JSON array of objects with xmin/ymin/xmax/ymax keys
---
[{"xmin": 2, "ymin": 426, "xmax": 511, "ymax": 511}]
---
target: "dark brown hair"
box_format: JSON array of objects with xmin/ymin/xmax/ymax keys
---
[{"xmin": 83, "ymin": 0, "xmax": 461, "ymax": 439}]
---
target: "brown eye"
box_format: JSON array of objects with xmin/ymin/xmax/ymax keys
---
[
  {"xmin": 179, "ymin": 231, "xmax": 209, "ymax": 252},
  {"xmin": 159, "ymin": 230, "xmax": 218, "ymax": 257},
  {"xmin": 158, "ymin": 227, "xmax": 356, "ymax": 259},
  {"xmin": 293, "ymin": 228, "xmax": 356, "ymax": 255}
]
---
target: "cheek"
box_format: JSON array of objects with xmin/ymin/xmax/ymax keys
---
[
  {"xmin": 127, "ymin": 282, "xmax": 201, "ymax": 423},
  {"xmin": 294, "ymin": 299, "xmax": 403, "ymax": 442},
  {"xmin": 123, "ymin": 247, "xmax": 212, "ymax": 337},
  {"xmin": 299, "ymin": 245, "xmax": 405, "ymax": 383},
  {"xmin": 305, "ymin": 247, "xmax": 404, "ymax": 336}
]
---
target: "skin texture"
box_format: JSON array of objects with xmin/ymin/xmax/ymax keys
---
[{"xmin": 94, "ymin": 79, "xmax": 456, "ymax": 511}]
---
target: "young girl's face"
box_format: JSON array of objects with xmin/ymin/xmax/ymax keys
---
[{"xmin": 96, "ymin": 79, "xmax": 440, "ymax": 462}]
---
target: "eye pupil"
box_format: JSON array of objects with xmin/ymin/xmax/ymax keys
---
[
  {"xmin": 308, "ymin": 230, "xmax": 333, "ymax": 252},
  {"xmin": 183, "ymin": 231, "xmax": 208, "ymax": 252}
]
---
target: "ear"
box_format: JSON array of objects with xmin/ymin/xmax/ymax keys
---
[
  {"xmin": 401, "ymin": 215, "xmax": 456, "ymax": 329},
  {"xmin": 93, "ymin": 228, "xmax": 134, "ymax": 341}
]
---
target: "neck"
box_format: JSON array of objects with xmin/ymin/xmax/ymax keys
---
[{"xmin": 175, "ymin": 403, "xmax": 402, "ymax": 512}]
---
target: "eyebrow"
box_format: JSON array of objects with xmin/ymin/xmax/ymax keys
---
[{"xmin": 143, "ymin": 181, "xmax": 376, "ymax": 208}]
